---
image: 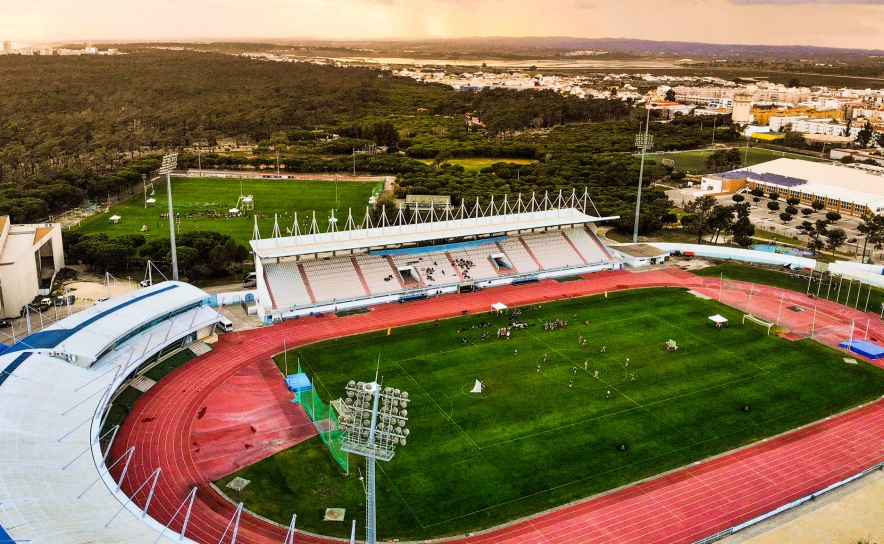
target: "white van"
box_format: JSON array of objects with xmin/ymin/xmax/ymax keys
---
[{"xmin": 218, "ymin": 316, "xmax": 234, "ymax": 332}]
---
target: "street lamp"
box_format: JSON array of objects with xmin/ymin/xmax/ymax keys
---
[
  {"xmin": 339, "ymin": 379, "xmax": 411, "ymax": 544},
  {"xmin": 633, "ymin": 104, "xmax": 654, "ymax": 243},
  {"xmin": 159, "ymin": 153, "xmax": 179, "ymax": 281}
]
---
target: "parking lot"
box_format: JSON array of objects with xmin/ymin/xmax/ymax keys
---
[{"xmin": 666, "ymin": 187, "xmax": 869, "ymax": 257}]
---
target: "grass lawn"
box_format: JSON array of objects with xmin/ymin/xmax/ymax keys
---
[
  {"xmin": 418, "ymin": 158, "xmax": 537, "ymax": 172},
  {"xmin": 102, "ymin": 386, "xmax": 144, "ymax": 436},
  {"xmin": 695, "ymin": 262, "xmax": 884, "ymax": 313},
  {"xmin": 655, "ymin": 148, "xmax": 821, "ymax": 175},
  {"xmin": 215, "ymin": 288, "xmax": 884, "ymax": 540},
  {"xmin": 75, "ymin": 177, "xmax": 379, "ymax": 246},
  {"xmin": 143, "ymin": 349, "xmax": 196, "ymax": 382}
]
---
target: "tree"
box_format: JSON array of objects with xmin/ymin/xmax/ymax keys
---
[
  {"xmin": 750, "ymin": 188, "xmax": 764, "ymax": 197},
  {"xmin": 665, "ymin": 89, "xmax": 676, "ymax": 102},
  {"xmin": 857, "ymin": 214, "xmax": 884, "ymax": 263},
  {"xmin": 826, "ymin": 211, "xmax": 841, "ymax": 223},
  {"xmin": 780, "ymin": 212, "xmax": 793, "ymax": 222},
  {"xmin": 708, "ymin": 204, "xmax": 735, "ymax": 244},
  {"xmin": 801, "ymin": 208, "xmax": 814, "ymax": 216},
  {"xmin": 786, "ymin": 197, "xmax": 800, "ymax": 206},
  {"xmin": 856, "ymin": 121, "xmax": 878, "ymax": 148},
  {"xmin": 788, "ymin": 78, "xmax": 801, "ymax": 88},
  {"xmin": 731, "ymin": 203, "xmax": 755, "ymax": 247},
  {"xmin": 683, "ymin": 195, "xmax": 718, "ymax": 244},
  {"xmin": 433, "ymin": 149, "xmax": 452, "ymax": 167},
  {"xmin": 732, "ymin": 194, "xmax": 745, "ymax": 202},
  {"xmin": 753, "ymin": 197, "xmax": 761, "ymax": 203},
  {"xmin": 768, "ymin": 191, "xmax": 779, "ymax": 201},
  {"xmin": 785, "ymin": 206, "xmax": 798, "ymax": 215},
  {"xmin": 841, "ymin": 155, "xmax": 855, "ymax": 164},
  {"xmin": 797, "ymin": 219, "xmax": 828, "ymax": 257},
  {"xmin": 825, "ymin": 228, "xmax": 847, "ymax": 255},
  {"xmin": 660, "ymin": 213, "xmax": 678, "ymax": 228},
  {"xmin": 767, "ymin": 201, "xmax": 780, "ymax": 212},
  {"xmin": 812, "ymin": 200, "xmax": 825, "ymax": 211}
]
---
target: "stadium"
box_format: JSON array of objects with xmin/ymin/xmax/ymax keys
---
[{"xmin": 3, "ymin": 189, "xmax": 884, "ymax": 544}]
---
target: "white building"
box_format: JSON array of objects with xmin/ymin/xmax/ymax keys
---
[
  {"xmin": 0, "ymin": 217, "xmax": 64, "ymax": 318},
  {"xmin": 732, "ymin": 93, "xmax": 753, "ymax": 124},
  {"xmin": 737, "ymin": 158, "xmax": 884, "ymax": 216}
]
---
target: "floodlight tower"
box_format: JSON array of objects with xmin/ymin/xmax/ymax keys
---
[
  {"xmin": 339, "ymin": 379, "xmax": 411, "ymax": 544},
  {"xmin": 633, "ymin": 102, "xmax": 654, "ymax": 243},
  {"xmin": 159, "ymin": 153, "xmax": 179, "ymax": 281}
]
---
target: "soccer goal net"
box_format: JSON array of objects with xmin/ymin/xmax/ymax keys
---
[{"xmin": 743, "ymin": 314, "xmax": 773, "ymax": 335}]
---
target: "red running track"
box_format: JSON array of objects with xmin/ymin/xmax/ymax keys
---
[{"xmin": 110, "ymin": 268, "xmax": 884, "ymax": 544}]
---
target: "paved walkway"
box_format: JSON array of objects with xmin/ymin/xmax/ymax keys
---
[{"xmin": 110, "ymin": 268, "xmax": 884, "ymax": 543}]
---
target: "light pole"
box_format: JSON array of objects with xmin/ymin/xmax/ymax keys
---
[
  {"xmin": 633, "ymin": 103, "xmax": 654, "ymax": 243},
  {"xmin": 339, "ymin": 379, "xmax": 411, "ymax": 544},
  {"xmin": 159, "ymin": 153, "xmax": 179, "ymax": 281}
]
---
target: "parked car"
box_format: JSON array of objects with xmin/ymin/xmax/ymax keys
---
[
  {"xmin": 0, "ymin": 320, "xmax": 11, "ymax": 328},
  {"xmin": 39, "ymin": 298, "xmax": 52, "ymax": 311},
  {"xmin": 242, "ymin": 272, "xmax": 257, "ymax": 287},
  {"xmin": 140, "ymin": 279, "xmax": 152, "ymax": 287},
  {"xmin": 56, "ymin": 295, "xmax": 75, "ymax": 306}
]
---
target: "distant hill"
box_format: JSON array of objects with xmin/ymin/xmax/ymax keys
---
[{"xmin": 265, "ymin": 36, "xmax": 884, "ymax": 62}]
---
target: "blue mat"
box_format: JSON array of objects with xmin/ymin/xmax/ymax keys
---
[
  {"xmin": 285, "ymin": 373, "xmax": 312, "ymax": 393},
  {"xmin": 838, "ymin": 340, "xmax": 884, "ymax": 359}
]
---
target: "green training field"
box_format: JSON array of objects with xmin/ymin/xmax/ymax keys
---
[
  {"xmin": 216, "ymin": 288, "xmax": 884, "ymax": 540},
  {"xmin": 655, "ymin": 148, "xmax": 821, "ymax": 175},
  {"xmin": 75, "ymin": 177, "xmax": 379, "ymax": 246}
]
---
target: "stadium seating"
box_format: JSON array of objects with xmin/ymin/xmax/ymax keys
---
[
  {"xmin": 563, "ymin": 228, "xmax": 611, "ymax": 264},
  {"xmin": 263, "ymin": 260, "xmax": 313, "ymax": 308},
  {"xmin": 354, "ymin": 254, "xmax": 402, "ymax": 295},
  {"xmin": 262, "ymin": 227, "xmax": 618, "ymax": 308},
  {"xmin": 389, "ymin": 252, "xmax": 459, "ymax": 287},
  {"xmin": 448, "ymin": 246, "xmax": 501, "ymax": 281},
  {"xmin": 302, "ymin": 256, "xmax": 367, "ymax": 303},
  {"xmin": 496, "ymin": 238, "xmax": 540, "ymax": 273}
]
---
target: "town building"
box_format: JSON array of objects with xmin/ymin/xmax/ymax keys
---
[
  {"xmin": 732, "ymin": 93, "xmax": 753, "ymax": 124},
  {"xmin": 704, "ymin": 159, "xmax": 884, "ymax": 216}
]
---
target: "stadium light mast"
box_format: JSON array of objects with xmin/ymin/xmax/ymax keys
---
[
  {"xmin": 159, "ymin": 153, "xmax": 179, "ymax": 281},
  {"xmin": 339, "ymin": 379, "xmax": 411, "ymax": 544},
  {"xmin": 633, "ymin": 101, "xmax": 654, "ymax": 243}
]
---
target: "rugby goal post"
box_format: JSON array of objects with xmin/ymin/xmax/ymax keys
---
[{"xmin": 743, "ymin": 314, "xmax": 773, "ymax": 335}]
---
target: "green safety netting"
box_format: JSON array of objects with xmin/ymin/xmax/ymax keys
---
[{"xmin": 295, "ymin": 362, "xmax": 349, "ymax": 473}]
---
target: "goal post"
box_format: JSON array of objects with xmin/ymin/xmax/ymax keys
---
[{"xmin": 743, "ymin": 314, "xmax": 773, "ymax": 335}]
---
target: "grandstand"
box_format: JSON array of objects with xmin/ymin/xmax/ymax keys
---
[
  {"xmin": 0, "ymin": 281, "xmax": 221, "ymax": 543},
  {"xmin": 252, "ymin": 191, "xmax": 623, "ymax": 321}
]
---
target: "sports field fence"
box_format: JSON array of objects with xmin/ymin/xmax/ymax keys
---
[{"xmin": 294, "ymin": 362, "xmax": 349, "ymax": 474}]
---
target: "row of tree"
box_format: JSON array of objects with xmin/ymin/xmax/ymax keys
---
[{"xmin": 63, "ymin": 230, "xmax": 249, "ymax": 278}]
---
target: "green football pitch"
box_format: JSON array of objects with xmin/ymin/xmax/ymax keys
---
[
  {"xmin": 75, "ymin": 177, "xmax": 379, "ymax": 246},
  {"xmin": 216, "ymin": 288, "xmax": 884, "ymax": 540}
]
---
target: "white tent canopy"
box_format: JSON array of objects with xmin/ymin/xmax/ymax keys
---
[
  {"xmin": 709, "ymin": 314, "xmax": 728, "ymax": 325},
  {"xmin": 145, "ymin": 198, "xmax": 156, "ymax": 204},
  {"xmin": 109, "ymin": 215, "xmax": 121, "ymax": 223},
  {"xmin": 491, "ymin": 302, "xmax": 508, "ymax": 311},
  {"xmin": 229, "ymin": 208, "xmax": 240, "ymax": 214}
]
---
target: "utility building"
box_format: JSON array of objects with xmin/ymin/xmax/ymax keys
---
[{"xmin": 0, "ymin": 217, "xmax": 64, "ymax": 317}]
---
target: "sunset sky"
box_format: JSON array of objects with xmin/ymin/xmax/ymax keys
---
[{"xmin": 1, "ymin": 0, "xmax": 883, "ymax": 50}]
